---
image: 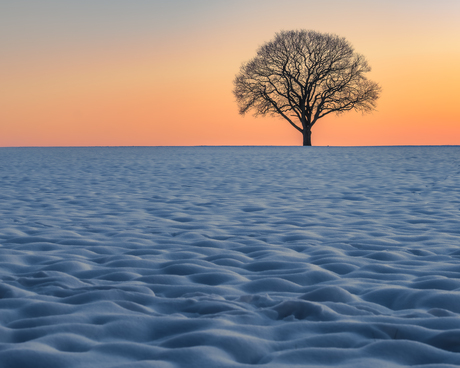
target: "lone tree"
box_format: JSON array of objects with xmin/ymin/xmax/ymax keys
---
[{"xmin": 233, "ymin": 30, "xmax": 381, "ymax": 146}]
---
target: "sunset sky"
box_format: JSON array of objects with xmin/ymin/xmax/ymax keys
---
[{"xmin": 1, "ymin": 0, "xmax": 459, "ymax": 146}]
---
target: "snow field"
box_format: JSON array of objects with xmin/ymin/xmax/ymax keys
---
[{"xmin": 0, "ymin": 146, "xmax": 460, "ymax": 367}]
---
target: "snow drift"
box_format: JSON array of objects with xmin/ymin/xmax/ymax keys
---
[{"xmin": 0, "ymin": 146, "xmax": 459, "ymax": 367}]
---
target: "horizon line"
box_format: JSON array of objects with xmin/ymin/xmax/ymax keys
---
[{"xmin": 1, "ymin": 144, "xmax": 459, "ymax": 148}]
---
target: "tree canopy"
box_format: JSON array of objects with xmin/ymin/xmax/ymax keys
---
[{"xmin": 233, "ymin": 30, "xmax": 381, "ymax": 146}]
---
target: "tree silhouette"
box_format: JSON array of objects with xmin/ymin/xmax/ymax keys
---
[{"xmin": 233, "ymin": 30, "xmax": 381, "ymax": 146}]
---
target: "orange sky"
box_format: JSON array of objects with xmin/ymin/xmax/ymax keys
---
[{"xmin": 1, "ymin": 0, "xmax": 459, "ymax": 146}]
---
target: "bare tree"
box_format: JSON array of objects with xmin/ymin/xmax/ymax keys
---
[{"xmin": 233, "ymin": 30, "xmax": 381, "ymax": 146}]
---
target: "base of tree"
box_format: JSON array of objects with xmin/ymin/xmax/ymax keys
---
[{"xmin": 303, "ymin": 131, "xmax": 312, "ymax": 146}]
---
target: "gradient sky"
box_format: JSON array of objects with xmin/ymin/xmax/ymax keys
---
[{"xmin": 1, "ymin": 0, "xmax": 459, "ymax": 146}]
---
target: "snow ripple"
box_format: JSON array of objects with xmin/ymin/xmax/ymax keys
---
[{"xmin": 0, "ymin": 146, "xmax": 460, "ymax": 367}]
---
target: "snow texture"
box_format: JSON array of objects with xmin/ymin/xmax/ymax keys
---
[{"xmin": 1, "ymin": 146, "xmax": 460, "ymax": 368}]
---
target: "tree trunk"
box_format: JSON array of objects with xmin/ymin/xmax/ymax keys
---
[{"xmin": 302, "ymin": 128, "xmax": 312, "ymax": 146}]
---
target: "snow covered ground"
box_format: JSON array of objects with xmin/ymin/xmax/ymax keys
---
[{"xmin": 1, "ymin": 146, "xmax": 460, "ymax": 368}]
